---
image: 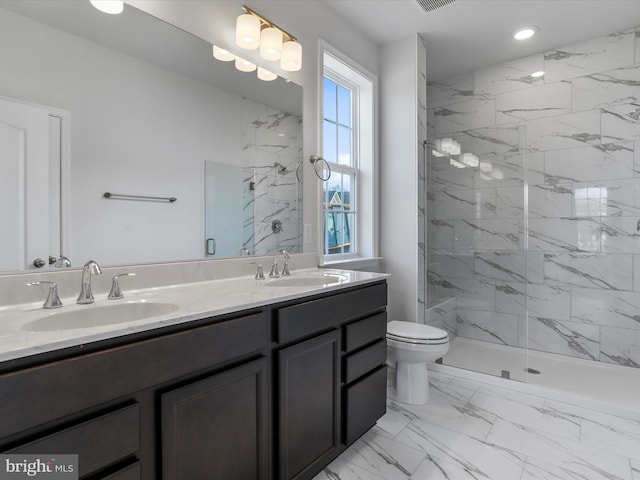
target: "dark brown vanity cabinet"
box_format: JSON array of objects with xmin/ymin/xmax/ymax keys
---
[
  {"xmin": 275, "ymin": 282, "xmax": 388, "ymax": 480},
  {"xmin": 0, "ymin": 279, "xmax": 388, "ymax": 480}
]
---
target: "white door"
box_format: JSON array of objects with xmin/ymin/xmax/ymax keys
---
[{"xmin": 0, "ymin": 97, "xmax": 51, "ymax": 271}]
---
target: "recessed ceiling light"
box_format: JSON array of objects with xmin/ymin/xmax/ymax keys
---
[
  {"xmin": 514, "ymin": 27, "xmax": 537, "ymax": 41},
  {"xmin": 531, "ymin": 71, "xmax": 545, "ymax": 78}
]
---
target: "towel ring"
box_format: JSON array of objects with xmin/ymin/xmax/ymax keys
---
[{"xmin": 309, "ymin": 155, "xmax": 331, "ymax": 181}]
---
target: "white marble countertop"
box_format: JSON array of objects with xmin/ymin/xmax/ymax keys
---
[{"xmin": 0, "ymin": 268, "xmax": 388, "ymax": 363}]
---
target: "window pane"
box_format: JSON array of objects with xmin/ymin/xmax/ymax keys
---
[
  {"xmin": 327, "ymin": 172, "xmax": 343, "ymax": 208},
  {"xmin": 323, "ymin": 119, "xmax": 337, "ymax": 164},
  {"xmin": 337, "ymin": 85, "xmax": 351, "ymax": 127},
  {"xmin": 343, "ymin": 213, "xmax": 355, "ymax": 253},
  {"xmin": 323, "ymin": 77, "xmax": 337, "ymax": 122},
  {"xmin": 343, "ymin": 174, "xmax": 352, "ymax": 211},
  {"xmin": 337, "ymin": 125, "xmax": 351, "ymax": 166}
]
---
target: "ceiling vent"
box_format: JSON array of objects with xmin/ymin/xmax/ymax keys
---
[{"xmin": 414, "ymin": 0, "xmax": 457, "ymax": 14}]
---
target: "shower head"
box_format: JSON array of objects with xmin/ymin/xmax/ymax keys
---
[{"xmin": 273, "ymin": 162, "xmax": 288, "ymax": 174}]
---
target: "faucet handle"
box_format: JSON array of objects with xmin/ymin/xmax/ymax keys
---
[
  {"xmin": 108, "ymin": 273, "xmax": 136, "ymax": 300},
  {"xmin": 249, "ymin": 262, "xmax": 265, "ymax": 280},
  {"xmin": 26, "ymin": 281, "xmax": 63, "ymax": 309},
  {"xmin": 268, "ymin": 262, "xmax": 279, "ymax": 278},
  {"xmin": 282, "ymin": 257, "xmax": 294, "ymax": 276}
]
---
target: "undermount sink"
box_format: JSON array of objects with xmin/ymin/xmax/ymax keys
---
[
  {"xmin": 265, "ymin": 274, "xmax": 348, "ymax": 287},
  {"xmin": 22, "ymin": 302, "xmax": 180, "ymax": 332}
]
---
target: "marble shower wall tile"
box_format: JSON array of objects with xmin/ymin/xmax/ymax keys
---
[
  {"xmin": 427, "ymin": 72, "xmax": 474, "ymax": 108},
  {"xmin": 572, "ymin": 178, "xmax": 640, "ymax": 217},
  {"xmin": 474, "ymin": 54, "xmax": 544, "ymax": 96},
  {"xmin": 528, "ymin": 184, "xmax": 574, "ymax": 218},
  {"xmin": 544, "ymin": 29, "xmax": 635, "ymax": 83},
  {"xmin": 523, "ymin": 110, "xmax": 601, "ymax": 152},
  {"xmin": 495, "ymin": 82, "xmax": 572, "ymax": 124},
  {"xmin": 544, "ymin": 253, "xmax": 633, "ymax": 290},
  {"xmin": 499, "ymin": 284, "xmax": 571, "ymax": 321},
  {"xmin": 528, "ymin": 217, "xmax": 601, "ymax": 252},
  {"xmin": 544, "ymin": 142, "xmax": 635, "ymax": 184},
  {"xmin": 433, "ymin": 189, "xmax": 496, "ymax": 220},
  {"xmin": 453, "ymin": 219, "xmax": 520, "ymax": 250},
  {"xmin": 428, "ymin": 220, "xmax": 454, "ymax": 248},
  {"xmin": 602, "ymin": 102, "xmax": 640, "ymax": 143},
  {"xmin": 453, "ymin": 126, "xmax": 520, "ymax": 158},
  {"xmin": 528, "ymin": 316, "xmax": 600, "ymax": 360},
  {"xmin": 433, "ymin": 96, "xmax": 496, "ymax": 136},
  {"xmin": 474, "ymin": 251, "xmax": 543, "ymax": 284},
  {"xmin": 429, "ymin": 275, "xmax": 495, "ymax": 311},
  {"xmin": 600, "ymin": 326, "xmax": 640, "ymax": 367},
  {"xmin": 456, "ymin": 308, "xmax": 519, "ymax": 346},
  {"xmin": 429, "ymin": 250, "xmax": 475, "ymax": 279},
  {"xmin": 601, "ymin": 216, "xmax": 640, "ymax": 254},
  {"xmin": 572, "ymin": 64, "xmax": 640, "ymax": 111},
  {"xmin": 427, "ymin": 155, "xmax": 476, "ymax": 191},
  {"xmin": 571, "ymin": 287, "xmax": 640, "ymax": 329}
]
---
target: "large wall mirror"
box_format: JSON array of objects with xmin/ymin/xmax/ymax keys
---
[{"xmin": 0, "ymin": 0, "xmax": 303, "ymax": 273}]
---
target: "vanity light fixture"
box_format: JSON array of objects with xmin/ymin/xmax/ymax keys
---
[
  {"xmin": 514, "ymin": 27, "xmax": 537, "ymax": 40},
  {"xmin": 531, "ymin": 70, "xmax": 545, "ymax": 78},
  {"xmin": 89, "ymin": 0, "xmax": 124, "ymax": 14},
  {"xmin": 235, "ymin": 56, "xmax": 257, "ymax": 72},
  {"xmin": 236, "ymin": 5, "xmax": 302, "ymax": 71},
  {"xmin": 213, "ymin": 45, "xmax": 235, "ymax": 62},
  {"xmin": 257, "ymin": 66, "xmax": 277, "ymax": 81}
]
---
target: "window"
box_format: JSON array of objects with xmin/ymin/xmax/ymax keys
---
[
  {"xmin": 320, "ymin": 47, "xmax": 376, "ymax": 264},
  {"xmin": 322, "ymin": 76, "xmax": 357, "ymax": 256}
]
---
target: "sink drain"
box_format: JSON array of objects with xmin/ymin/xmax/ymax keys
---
[{"xmin": 525, "ymin": 367, "xmax": 541, "ymax": 374}]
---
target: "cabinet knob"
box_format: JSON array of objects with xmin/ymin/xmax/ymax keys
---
[{"xmin": 32, "ymin": 258, "xmax": 46, "ymax": 268}]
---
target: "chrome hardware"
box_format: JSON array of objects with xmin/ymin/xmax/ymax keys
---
[
  {"xmin": 48, "ymin": 256, "xmax": 57, "ymax": 265},
  {"xmin": 108, "ymin": 273, "xmax": 136, "ymax": 300},
  {"xmin": 77, "ymin": 260, "xmax": 103, "ymax": 304},
  {"xmin": 26, "ymin": 281, "xmax": 63, "ymax": 309},
  {"xmin": 32, "ymin": 258, "xmax": 46, "ymax": 268},
  {"xmin": 250, "ymin": 262, "xmax": 265, "ymax": 280},
  {"xmin": 269, "ymin": 249, "xmax": 291, "ymax": 278},
  {"xmin": 271, "ymin": 219, "xmax": 282, "ymax": 233},
  {"xmin": 103, "ymin": 192, "xmax": 177, "ymax": 203},
  {"xmin": 54, "ymin": 256, "xmax": 72, "ymax": 268},
  {"xmin": 206, "ymin": 238, "xmax": 216, "ymax": 256},
  {"xmin": 237, "ymin": 247, "xmax": 252, "ymax": 256}
]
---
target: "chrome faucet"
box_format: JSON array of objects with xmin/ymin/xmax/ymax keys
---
[
  {"xmin": 269, "ymin": 249, "xmax": 291, "ymax": 278},
  {"xmin": 77, "ymin": 260, "xmax": 103, "ymax": 304}
]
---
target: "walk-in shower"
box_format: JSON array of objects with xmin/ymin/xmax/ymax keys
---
[{"xmin": 425, "ymin": 24, "xmax": 640, "ymax": 409}]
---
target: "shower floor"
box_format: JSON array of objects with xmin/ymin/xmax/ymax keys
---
[{"xmin": 440, "ymin": 337, "xmax": 640, "ymax": 414}]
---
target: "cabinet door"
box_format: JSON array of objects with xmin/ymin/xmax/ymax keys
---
[
  {"xmin": 161, "ymin": 358, "xmax": 269, "ymax": 480},
  {"xmin": 278, "ymin": 330, "xmax": 340, "ymax": 480}
]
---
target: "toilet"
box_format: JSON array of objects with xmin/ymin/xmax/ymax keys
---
[{"xmin": 386, "ymin": 321, "xmax": 450, "ymax": 405}]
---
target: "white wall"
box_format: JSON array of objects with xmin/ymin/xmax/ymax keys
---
[{"xmin": 380, "ymin": 37, "xmax": 420, "ymax": 322}]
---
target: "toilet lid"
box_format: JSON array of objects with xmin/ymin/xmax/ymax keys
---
[{"xmin": 386, "ymin": 321, "xmax": 448, "ymax": 342}]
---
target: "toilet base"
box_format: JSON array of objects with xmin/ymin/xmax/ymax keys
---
[{"xmin": 396, "ymin": 362, "xmax": 429, "ymax": 405}]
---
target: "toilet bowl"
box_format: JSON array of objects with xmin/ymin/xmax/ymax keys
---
[{"xmin": 387, "ymin": 320, "xmax": 450, "ymax": 405}]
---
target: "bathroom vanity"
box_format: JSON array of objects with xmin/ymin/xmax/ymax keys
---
[{"xmin": 0, "ymin": 270, "xmax": 388, "ymax": 480}]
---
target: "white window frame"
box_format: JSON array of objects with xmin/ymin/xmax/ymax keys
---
[{"xmin": 319, "ymin": 42, "xmax": 378, "ymax": 267}]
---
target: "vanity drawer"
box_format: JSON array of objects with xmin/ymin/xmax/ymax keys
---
[
  {"xmin": 343, "ymin": 366, "xmax": 387, "ymax": 445},
  {"xmin": 0, "ymin": 311, "xmax": 268, "ymax": 438},
  {"xmin": 343, "ymin": 339, "xmax": 387, "ymax": 384},
  {"xmin": 276, "ymin": 282, "xmax": 387, "ymax": 343},
  {"xmin": 343, "ymin": 312, "xmax": 387, "ymax": 352},
  {"xmin": 7, "ymin": 404, "xmax": 139, "ymax": 478}
]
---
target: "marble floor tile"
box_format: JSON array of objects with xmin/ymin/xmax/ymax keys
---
[
  {"xmin": 468, "ymin": 391, "xmax": 581, "ymax": 441},
  {"xmin": 487, "ymin": 418, "xmax": 632, "ymax": 480},
  {"xmin": 339, "ymin": 429, "xmax": 426, "ymax": 479},
  {"xmin": 521, "ymin": 456, "xmax": 604, "ymax": 480},
  {"xmin": 396, "ymin": 419, "xmax": 527, "ymax": 480},
  {"xmin": 313, "ymin": 456, "xmax": 386, "ymax": 480},
  {"xmin": 631, "ymin": 458, "xmax": 640, "ymax": 480}
]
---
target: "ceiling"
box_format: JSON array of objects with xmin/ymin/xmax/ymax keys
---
[{"xmin": 324, "ymin": 0, "xmax": 640, "ymax": 81}]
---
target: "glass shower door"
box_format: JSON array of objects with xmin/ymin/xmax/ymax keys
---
[{"xmin": 425, "ymin": 125, "xmax": 530, "ymax": 381}]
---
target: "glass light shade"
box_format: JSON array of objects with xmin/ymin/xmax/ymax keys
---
[
  {"xmin": 236, "ymin": 14, "xmax": 260, "ymax": 50},
  {"xmin": 280, "ymin": 40, "xmax": 302, "ymax": 72},
  {"xmin": 440, "ymin": 138, "xmax": 453, "ymax": 153},
  {"xmin": 461, "ymin": 153, "xmax": 479, "ymax": 167},
  {"xmin": 531, "ymin": 70, "xmax": 545, "ymax": 78},
  {"xmin": 235, "ymin": 57, "xmax": 257, "ymax": 72},
  {"xmin": 257, "ymin": 67, "xmax": 277, "ymax": 81},
  {"xmin": 260, "ymin": 27, "xmax": 283, "ymax": 61},
  {"xmin": 212, "ymin": 45, "xmax": 235, "ymax": 62},
  {"xmin": 90, "ymin": 0, "xmax": 124, "ymax": 14}
]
